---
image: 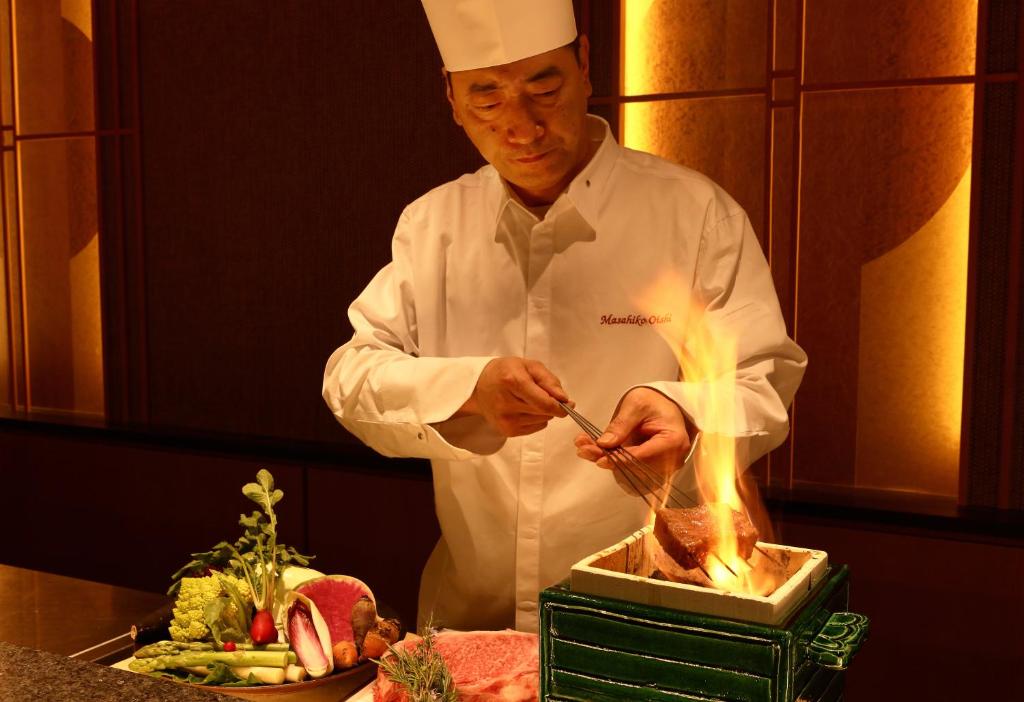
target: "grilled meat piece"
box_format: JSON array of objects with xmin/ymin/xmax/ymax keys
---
[{"xmin": 654, "ymin": 504, "xmax": 759, "ymax": 570}]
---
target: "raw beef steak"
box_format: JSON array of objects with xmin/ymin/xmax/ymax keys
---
[
  {"xmin": 654, "ymin": 503, "xmax": 759, "ymax": 570},
  {"xmin": 374, "ymin": 629, "xmax": 539, "ymax": 702}
]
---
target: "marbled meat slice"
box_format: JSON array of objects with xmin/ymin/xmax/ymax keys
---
[
  {"xmin": 654, "ymin": 504, "xmax": 759, "ymax": 570},
  {"xmin": 374, "ymin": 629, "xmax": 538, "ymax": 702}
]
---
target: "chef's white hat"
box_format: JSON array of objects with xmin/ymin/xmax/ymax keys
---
[{"xmin": 421, "ymin": 0, "xmax": 578, "ymax": 72}]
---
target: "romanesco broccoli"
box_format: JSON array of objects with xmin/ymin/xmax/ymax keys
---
[{"xmin": 168, "ymin": 574, "xmax": 251, "ymax": 642}]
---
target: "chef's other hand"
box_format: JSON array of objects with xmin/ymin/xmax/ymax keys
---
[
  {"xmin": 459, "ymin": 357, "xmax": 572, "ymax": 437},
  {"xmin": 574, "ymin": 387, "xmax": 692, "ymax": 476}
]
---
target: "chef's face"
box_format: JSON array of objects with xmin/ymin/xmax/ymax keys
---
[{"xmin": 446, "ymin": 36, "xmax": 593, "ymax": 206}]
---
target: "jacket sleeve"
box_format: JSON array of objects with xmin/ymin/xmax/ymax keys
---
[
  {"xmin": 322, "ymin": 212, "xmax": 505, "ymax": 460},
  {"xmin": 638, "ymin": 210, "xmax": 807, "ymax": 464}
]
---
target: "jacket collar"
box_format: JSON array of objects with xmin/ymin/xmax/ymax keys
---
[{"xmin": 491, "ymin": 114, "xmax": 619, "ymax": 235}]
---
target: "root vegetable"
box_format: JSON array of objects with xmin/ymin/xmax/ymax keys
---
[
  {"xmin": 360, "ymin": 629, "xmax": 390, "ymax": 660},
  {"xmin": 285, "ymin": 664, "xmax": 308, "ymax": 682},
  {"xmin": 250, "ymin": 610, "xmax": 277, "ymax": 645},
  {"xmin": 231, "ymin": 666, "xmax": 287, "ymax": 684},
  {"xmin": 360, "ymin": 617, "xmax": 402, "ymax": 661},
  {"xmin": 377, "ymin": 618, "xmax": 401, "ymax": 645},
  {"xmin": 350, "ymin": 596, "xmax": 377, "ymax": 650},
  {"xmin": 332, "ymin": 640, "xmax": 359, "ymax": 669}
]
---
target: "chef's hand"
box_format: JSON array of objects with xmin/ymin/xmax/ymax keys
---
[
  {"xmin": 458, "ymin": 357, "xmax": 572, "ymax": 437},
  {"xmin": 574, "ymin": 387, "xmax": 693, "ymax": 476}
]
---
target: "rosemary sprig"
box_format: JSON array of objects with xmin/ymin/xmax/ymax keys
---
[{"xmin": 377, "ymin": 628, "xmax": 457, "ymax": 702}]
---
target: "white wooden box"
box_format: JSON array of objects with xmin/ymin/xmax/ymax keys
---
[{"xmin": 569, "ymin": 525, "xmax": 829, "ymax": 625}]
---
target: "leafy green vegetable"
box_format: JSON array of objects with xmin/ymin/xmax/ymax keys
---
[
  {"xmin": 189, "ymin": 661, "xmax": 247, "ymax": 686},
  {"xmin": 169, "ymin": 574, "xmax": 251, "ymax": 643},
  {"xmin": 232, "ymin": 470, "xmax": 281, "ymax": 613},
  {"xmin": 156, "ymin": 469, "xmax": 315, "ymax": 685},
  {"xmin": 207, "ymin": 574, "xmax": 254, "ymax": 645},
  {"xmin": 168, "ymin": 469, "xmax": 314, "ymax": 598},
  {"xmin": 141, "ymin": 661, "xmax": 268, "ymax": 687}
]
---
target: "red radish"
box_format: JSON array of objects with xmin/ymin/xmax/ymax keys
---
[
  {"xmin": 222, "ymin": 641, "xmax": 236, "ymax": 652},
  {"xmin": 250, "ymin": 609, "xmax": 277, "ymax": 645}
]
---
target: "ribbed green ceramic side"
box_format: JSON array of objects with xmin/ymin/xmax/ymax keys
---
[
  {"xmin": 550, "ymin": 638, "xmax": 771, "ymax": 700},
  {"xmin": 549, "ymin": 669, "xmax": 733, "ymax": 701},
  {"xmin": 550, "ymin": 609, "xmax": 777, "ymax": 673},
  {"xmin": 540, "ymin": 565, "xmax": 851, "ymax": 702}
]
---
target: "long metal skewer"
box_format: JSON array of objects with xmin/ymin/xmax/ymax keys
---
[
  {"xmin": 558, "ymin": 402, "xmax": 727, "ymax": 579},
  {"xmin": 562, "ymin": 402, "xmax": 780, "ymax": 569},
  {"xmin": 558, "ymin": 404, "xmax": 716, "ymax": 580},
  {"xmin": 561, "ymin": 403, "xmax": 696, "ymax": 506},
  {"xmin": 559, "ymin": 401, "xmax": 779, "ymax": 573}
]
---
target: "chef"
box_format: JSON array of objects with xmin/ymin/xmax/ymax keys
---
[{"xmin": 322, "ymin": 0, "xmax": 807, "ymax": 633}]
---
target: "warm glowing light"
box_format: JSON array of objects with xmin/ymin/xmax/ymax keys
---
[
  {"xmin": 621, "ymin": 0, "xmax": 656, "ymax": 150},
  {"xmin": 61, "ymin": 0, "xmax": 94, "ymax": 41},
  {"xmin": 636, "ymin": 271, "xmax": 779, "ymax": 595},
  {"xmin": 70, "ymin": 234, "xmax": 105, "ymax": 415},
  {"xmin": 854, "ymin": 167, "xmax": 970, "ymax": 495}
]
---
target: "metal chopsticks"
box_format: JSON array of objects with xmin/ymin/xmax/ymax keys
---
[{"xmin": 558, "ymin": 400, "xmax": 780, "ymax": 576}]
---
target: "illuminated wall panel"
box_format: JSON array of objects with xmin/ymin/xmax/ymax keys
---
[
  {"xmin": 1, "ymin": 151, "xmax": 20, "ymax": 412},
  {"xmin": 619, "ymin": 0, "xmax": 976, "ymax": 497},
  {"xmin": 623, "ymin": 0, "xmax": 768, "ymax": 95},
  {"xmin": 1, "ymin": 0, "xmax": 12, "ymax": 126},
  {"xmin": 772, "ymin": 0, "xmax": 798, "ymax": 73},
  {"xmin": 0, "ymin": 1, "xmax": 9, "ymax": 410},
  {"xmin": 804, "ymin": 0, "xmax": 977, "ymax": 84},
  {"xmin": 13, "ymin": 0, "xmax": 94, "ymax": 135},
  {"xmin": 769, "ymin": 107, "xmax": 795, "ymax": 328},
  {"xmin": 0, "ymin": 173, "xmax": 7, "ymax": 407},
  {"xmin": 855, "ymin": 169, "xmax": 970, "ymax": 495},
  {"xmin": 795, "ymin": 85, "xmax": 972, "ymax": 494},
  {"xmin": 623, "ymin": 96, "xmax": 766, "ymax": 233},
  {"xmin": 0, "ymin": 0, "xmax": 103, "ymax": 418},
  {"xmin": 19, "ymin": 137, "xmax": 103, "ymax": 415}
]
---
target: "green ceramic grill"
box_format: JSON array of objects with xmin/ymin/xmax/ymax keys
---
[{"xmin": 539, "ymin": 527, "xmax": 868, "ymax": 701}]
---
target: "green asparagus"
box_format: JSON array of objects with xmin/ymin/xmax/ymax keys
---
[
  {"xmin": 129, "ymin": 649, "xmax": 292, "ymax": 674},
  {"xmin": 134, "ymin": 641, "xmax": 214, "ymax": 657},
  {"xmin": 134, "ymin": 640, "xmax": 290, "ymax": 658}
]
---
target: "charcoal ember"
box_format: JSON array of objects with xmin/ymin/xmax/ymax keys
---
[{"xmin": 654, "ymin": 504, "xmax": 759, "ymax": 570}]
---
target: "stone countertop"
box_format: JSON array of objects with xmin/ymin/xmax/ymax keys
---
[{"xmin": 0, "ymin": 640, "xmax": 231, "ymax": 701}]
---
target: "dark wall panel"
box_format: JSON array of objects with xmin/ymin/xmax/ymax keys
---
[
  {"xmin": 1, "ymin": 427, "xmax": 437, "ymax": 628},
  {"xmin": 306, "ymin": 466, "xmax": 439, "ymax": 629},
  {"xmin": 137, "ymin": 1, "xmax": 482, "ymax": 443},
  {"xmin": 776, "ymin": 517, "xmax": 1024, "ymax": 699}
]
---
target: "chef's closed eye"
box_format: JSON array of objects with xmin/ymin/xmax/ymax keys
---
[
  {"xmin": 530, "ymin": 81, "xmax": 562, "ymax": 103},
  {"xmin": 473, "ymin": 95, "xmax": 501, "ymax": 112},
  {"xmin": 470, "ymin": 95, "xmax": 502, "ymax": 114}
]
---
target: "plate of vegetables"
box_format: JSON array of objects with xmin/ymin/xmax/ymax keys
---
[{"xmin": 116, "ymin": 469, "xmax": 401, "ymax": 701}]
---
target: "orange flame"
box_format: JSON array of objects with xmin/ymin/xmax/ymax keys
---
[{"xmin": 636, "ymin": 272, "xmax": 779, "ymax": 595}]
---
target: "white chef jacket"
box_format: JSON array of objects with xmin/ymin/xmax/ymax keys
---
[{"xmin": 322, "ymin": 116, "xmax": 807, "ymax": 633}]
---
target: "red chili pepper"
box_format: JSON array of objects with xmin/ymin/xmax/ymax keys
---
[{"xmin": 223, "ymin": 641, "xmax": 236, "ymax": 652}]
